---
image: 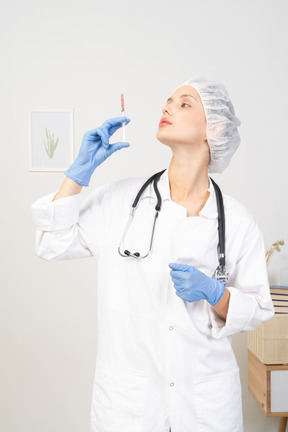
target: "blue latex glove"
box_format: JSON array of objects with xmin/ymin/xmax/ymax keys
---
[
  {"xmin": 65, "ymin": 116, "xmax": 130, "ymax": 186},
  {"xmin": 169, "ymin": 263, "xmax": 225, "ymax": 306}
]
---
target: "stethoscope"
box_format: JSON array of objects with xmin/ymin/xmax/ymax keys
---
[{"xmin": 118, "ymin": 169, "xmax": 229, "ymax": 284}]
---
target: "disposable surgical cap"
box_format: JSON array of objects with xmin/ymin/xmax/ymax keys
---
[{"xmin": 173, "ymin": 76, "xmax": 241, "ymax": 173}]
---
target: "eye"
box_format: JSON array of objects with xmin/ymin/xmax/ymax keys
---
[{"xmin": 181, "ymin": 102, "xmax": 190, "ymax": 108}]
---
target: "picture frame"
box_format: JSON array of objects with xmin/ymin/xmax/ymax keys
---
[{"xmin": 27, "ymin": 108, "xmax": 74, "ymax": 172}]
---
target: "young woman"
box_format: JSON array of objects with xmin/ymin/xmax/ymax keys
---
[{"xmin": 32, "ymin": 76, "xmax": 274, "ymax": 432}]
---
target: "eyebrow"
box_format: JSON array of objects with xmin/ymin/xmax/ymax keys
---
[{"xmin": 167, "ymin": 94, "xmax": 199, "ymax": 103}]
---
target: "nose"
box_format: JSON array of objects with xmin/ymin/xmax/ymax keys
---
[{"xmin": 162, "ymin": 103, "xmax": 172, "ymax": 116}]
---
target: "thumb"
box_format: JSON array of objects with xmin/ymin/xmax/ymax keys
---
[
  {"xmin": 108, "ymin": 142, "xmax": 130, "ymax": 154},
  {"xmin": 168, "ymin": 263, "xmax": 191, "ymax": 272}
]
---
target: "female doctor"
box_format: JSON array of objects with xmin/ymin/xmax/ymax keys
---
[{"xmin": 31, "ymin": 76, "xmax": 274, "ymax": 432}]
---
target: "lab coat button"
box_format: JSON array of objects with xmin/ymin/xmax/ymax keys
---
[
  {"xmin": 169, "ymin": 326, "xmax": 174, "ymax": 330},
  {"xmin": 170, "ymin": 382, "xmax": 174, "ymax": 387}
]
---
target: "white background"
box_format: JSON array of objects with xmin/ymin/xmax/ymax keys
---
[{"xmin": 1, "ymin": 0, "xmax": 287, "ymax": 431}]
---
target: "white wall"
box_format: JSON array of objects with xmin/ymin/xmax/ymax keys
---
[{"xmin": 1, "ymin": 0, "xmax": 287, "ymax": 430}]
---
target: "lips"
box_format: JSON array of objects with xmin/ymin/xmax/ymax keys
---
[{"xmin": 159, "ymin": 118, "xmax": 172, "ymax": 126}]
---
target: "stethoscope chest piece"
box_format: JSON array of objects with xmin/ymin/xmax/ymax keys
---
[{"xmin": 213, "ymin": 264, "xmax": 229, "ymax": 284}]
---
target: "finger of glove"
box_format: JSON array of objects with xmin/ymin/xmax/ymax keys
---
[
  {"xmin": 96, "ymin": 128, "xmax": 110, "ymax": 149},
  {"xmin": 103, "ymin": 117, "xmax": 130, "ymax": 133},
  {"xmin": 175, "ymin": 290, "xmax": 187, "ymax": 301},
  {"xmin": 85, "ymin": 117, "xmax": 129, "ymax": 138},
  {"xmin": 170, "ymin": 270, "xmax": 189, "ymax": 281},
  {"xmin": 169, "ymin": 263, "xmax": 192, "ymax": 272},
  {"xmin": 174, "ymin": 284, "xmax": 185, "ymax": 292},
  {"xmin": 107, "ymin": 142, "xmax": 130, "ymax": 155},
  {"xmin": 108, "ymin": 122, "xmax": 128, "ymax": 137},
  {"xmin": 107, "ymin": 118, "xmax": 130, "ymax": 135}
]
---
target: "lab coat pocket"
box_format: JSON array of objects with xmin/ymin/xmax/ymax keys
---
[
  {"xmin": 184, "ymin": 300, "xmax": 212, "ymax": 336},
  {"xmin": 90, "ymin": 361, "xmax": 148, "ymax": 432},
  {"xmin": 193, "ymin": 368, "xmax": 243, "ymax": 432}
]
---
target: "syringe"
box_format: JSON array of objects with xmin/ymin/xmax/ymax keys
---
[{"xmin": 121, "ymin": 93, "xmax": 126, "ymax": 142}]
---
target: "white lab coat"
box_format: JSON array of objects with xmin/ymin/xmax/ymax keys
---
[{"xmin": 31, "ymin": 168, "xmax": 274, "ymax": 432}]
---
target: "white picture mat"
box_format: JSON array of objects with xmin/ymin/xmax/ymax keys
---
[
  {"xmin": 270, "ymin": 370, "xmax": 288, "ymax": 412},
  {"xmin": 27, "ymin": 109, "xmax": 74, "ymax": 171}
]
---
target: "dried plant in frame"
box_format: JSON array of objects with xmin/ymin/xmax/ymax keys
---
[
  {"xmin": 27, "ymin": 109, "xmax": 74, "ymax": 171},
  {"xmin": 43, "ymin": 128, "xmax": 59, "ymax": 159}
]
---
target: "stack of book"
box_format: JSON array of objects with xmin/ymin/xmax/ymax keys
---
[{"xmin": 270, "ymin": 285, "xmax": 288, "ymax": 315}]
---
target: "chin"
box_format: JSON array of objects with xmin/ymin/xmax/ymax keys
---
[{"xmin": 156, "ymin": 130, "xmax": 172, "ymax": 146}]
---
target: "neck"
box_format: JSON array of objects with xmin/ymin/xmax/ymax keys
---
[{"xmin": 168, "ymin": 154, "xmax": 210, "ymax": 202}]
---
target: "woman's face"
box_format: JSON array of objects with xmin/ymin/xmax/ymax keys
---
[{"xmin": 156, "ymin": 85, "xmax": 207, "ymax": 150}]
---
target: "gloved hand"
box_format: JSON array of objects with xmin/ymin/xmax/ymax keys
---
[
  {"xmin": 168, "ymin": 263, "xmax": 225, "ymax": 306},
  {"xmin": 64, "ymin": 116, "xmax": 130, "ymax": 186}
]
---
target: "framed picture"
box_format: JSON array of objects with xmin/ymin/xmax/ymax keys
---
[{"xmin": 27, "ymin": 108, "xmax": 74, "ymax": 171}]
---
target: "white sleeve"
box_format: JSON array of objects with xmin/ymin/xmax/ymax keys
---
[
  {"xmin": 31, "ymin": 182, "xmax": 111, "ymax": 261},
  {"xmin": 208, "ymin": 218, "xmax": 275, "ymax": 339}
]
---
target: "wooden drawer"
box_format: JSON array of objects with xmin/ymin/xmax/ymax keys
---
[{"xmin": 248, "ymin": 349, "xmax": 288, "ymax": 417}]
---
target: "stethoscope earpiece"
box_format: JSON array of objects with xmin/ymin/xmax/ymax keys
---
[{"xmin": 123, "ymin": 250, "xmax": 140, "ymax": 258}]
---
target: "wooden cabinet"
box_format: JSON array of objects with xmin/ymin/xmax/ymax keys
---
[{"xmin": 248, "ymin": 350, "xmax": 288, "ymax": 431}]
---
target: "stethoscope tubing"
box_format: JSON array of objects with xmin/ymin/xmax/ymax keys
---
[{"xmin": 118, "ymin": 169, "xmax": 229, "ymax": 283}]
